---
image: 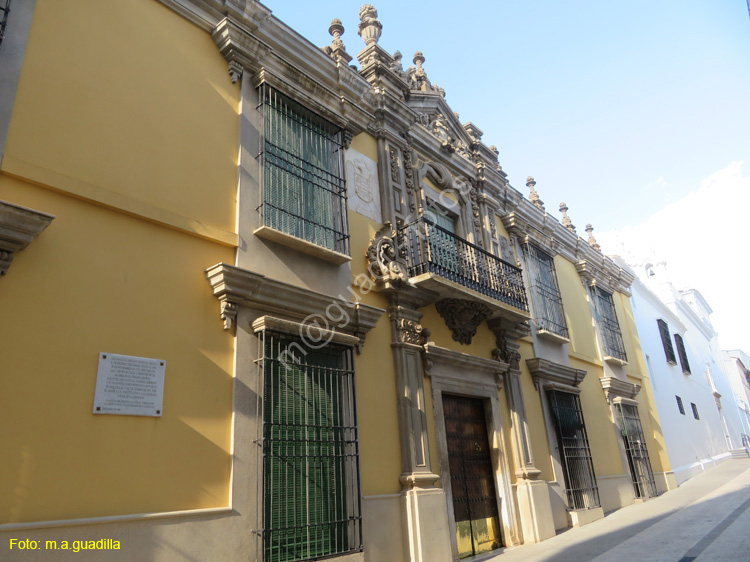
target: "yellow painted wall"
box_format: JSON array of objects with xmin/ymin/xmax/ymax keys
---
[
  {"xmin": 350, "ymin": 133, "xmax": 378, "ymax": 162},
  {"xmin": 555, "ymin": 257, "xmax": 599, "ymax": 362},
  {"xmin": 348, "ymin": 206, "xmax": 403, "ymax": 496},
  {"xmin": 0, "ymin": 0, "xmax": 240, "ymax": 524},
  {"xmin": 0, "ymin": 178, "xmax": 235, "ymax": 523},
  {"xmin": 569, "ymin": 357, "xmax": 624, "ymax": 476},
  {"xmin": 3, "ymin": 0, "xmax": 239, "ymax": 242}
]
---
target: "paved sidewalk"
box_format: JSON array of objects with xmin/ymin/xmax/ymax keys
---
[{"xmin": 483, "ymin": 458, "xmax": 750, "ymax": 562}]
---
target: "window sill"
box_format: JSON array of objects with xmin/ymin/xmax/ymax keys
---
[
  {"xmin": 603, "ymin": 355, "xmax": 628, "ymax": 367},
  {"xmin": 254, "ymin": 225, "xmax": 351, "ymax": 265},
  {"xmin": 536, "ymin": 329, "xmax": 570, "ymax": 345}
]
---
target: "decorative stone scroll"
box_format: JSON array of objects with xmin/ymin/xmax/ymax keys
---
[
  {"xmin": 365, "ymin": 223, "xmax": 409, "ymax": 285},
  {"xmin": 435, "ymin": 298, "xmax": 492, "ymax": 345}
]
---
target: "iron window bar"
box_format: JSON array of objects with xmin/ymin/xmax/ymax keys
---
[
  {"xmin": 0, "ymin": 0, "xmax": 11, "ymax": 49},
  {"xmin": 258, "ymin": 84, "xmax": 350, "ymax": 257},
  {"xmin": 590, "ymin": 286, "xmax": 627, "ymax": 362},
  {"xmin": 657, "ymin": 319, "xmax": 677, "ymax": 365},
  {"xmin": 615, "ymin": 403, "xmax": 658, "ymax": 499},
  {"xmin": 397, "ymin": 216, "xmax": 529, "ymax": 312},
  {"xmin": 674, "ymin": 334, "xmax": 691, "ymax": 374},
  {"xmin": 676, "ymin": 395, "xmax": 685, "ymax": 415},
  {"xmin": 522, "ymin": 243, "xmax": 569, "ymax": 338},
  {"xmin": 691, "ymin": 403, "xmax": 700, "ymax": 420},
  {"xmin": 547, "ymin": 390, "xmax": 601, "ymax": 510},
  {"xmin": 260, "ymin": 331, "xmax": 363, "ymax": 562}
]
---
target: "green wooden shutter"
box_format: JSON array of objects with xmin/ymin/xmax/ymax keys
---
[{"xmin": 263, "ymin": 335, "xmax": 353, "ymax": 562}]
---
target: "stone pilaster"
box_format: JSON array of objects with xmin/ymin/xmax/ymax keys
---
[
  {"xmin": 489, "ymin": 317, "xmax": 556, "ymax": 543},
  {"xmin": 388, "ymin": 297, "xmax": 439, "ymax": 485}
]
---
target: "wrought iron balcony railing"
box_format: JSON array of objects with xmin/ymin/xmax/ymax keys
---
[{"xmin": 398, "ymin": 217, "xmax": 529, "ymax": 312}]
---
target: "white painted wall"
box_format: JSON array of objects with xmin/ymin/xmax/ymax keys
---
[{"xmin": 623, "ymin": 261, "xmax": 741, "ymax": 484}]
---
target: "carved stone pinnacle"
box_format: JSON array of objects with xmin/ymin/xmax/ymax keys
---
[
  {"xmin": 527, "ymin": 176, "xmax": 544, "ymax": 211},
  {"xmin": 585, "ymin": 224, "xmax": 601, "ymax": 252},
  {"xmin": 358, "ymin": 5, "xmax": 382, "ymax": 45},
  {"xmin": 323, "ymin": 18, "xmax": 352, "ymax": 63},
  {"xmin": 560, "ymin": 202, "xmax": 576, "ymax": 234}
]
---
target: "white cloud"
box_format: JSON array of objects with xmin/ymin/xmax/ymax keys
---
[{"xmin": 598, "ymin": 161, "xmax": 750, "ymax": 350}]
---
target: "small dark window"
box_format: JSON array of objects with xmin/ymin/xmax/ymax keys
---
[
  {"xmin": 691, "ymin": 403, "xmax": 700, "ymax": 420},
  {"xmin": 0, "ymin": 0, "xmax": 10, "ymax": 49},
  {"xmin": 657, "ymin": 319, "xmax": 677, "ymax": 365},
  {"xmin": 674, "ymin": 334, "xmax": 691, "ymax": 374},
  {"xmin": 676, "ymin": 395, "xmax": 685, "ymax": 415}
]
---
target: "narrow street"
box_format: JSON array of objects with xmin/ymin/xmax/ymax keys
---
[{"xmin": 483, "ymin": 458, "xmax": 750, "ymax": 562}]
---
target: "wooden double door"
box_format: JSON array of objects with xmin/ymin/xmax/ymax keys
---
[{"xmin": 443, "ymin": 394, "xmax": 503, "ymax": 558}]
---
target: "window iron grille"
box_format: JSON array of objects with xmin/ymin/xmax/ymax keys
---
[
  {"xmin": 258, "ymin": 85, "xmax": 350, "ymax": 256},
  {"xmin": 523, "ymin": 243, "xmax": 569, "ymax": 338},
  {"xmin": 0, "ymin": 0, "xmax": 11, "ymax": 49},
  {"xmin": 260, "ymin": 331, "xmax": 363, "ymax": 562},
  {"xmin": 676, "ymin": 395, "xmax": 685, "ymax": 415},
  {"xmin": 616, "ymin": 403, "xmax": 657, "ymax": 499},
  {"xmin": 657, "ymin": 319, "xmax": 677, "ymax": 365},
  {"xmin": 398, "ymin": 216, "xmax": 529, "ymax": 312},
  {"xmin": 674, "ymin": 334, "xmax": 691, "ymax": 374},
  {"xmin": 691, "ymin": 403, "xmax": 700, "ymax": 420},
  {"xmin": 546, "ymin": 390, "xmax": 601, "ymax": 510},
  {"xmin": 590, "ymin": 286, "xmax": 627, "ymax": 362}
]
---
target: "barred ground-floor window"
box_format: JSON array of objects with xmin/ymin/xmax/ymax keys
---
[
  {"xmin": 615, "ymin": 403, "xmax": 657, "ymax": 499},
  {"xmin": 261, "ymin": 331, "xmax": 362, "ymax": 562},
  {"xmin": 546, "ymin": 390, "xmax": 601, "ymax": 510}
]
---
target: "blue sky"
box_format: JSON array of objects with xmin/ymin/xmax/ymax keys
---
[
  {"xmin": 265, "ymin": 1, "xmax": 750, "ymax": 349},
  {"xmin": 265, "ymin": 0, "xmax": 750, "ymax": 232}
]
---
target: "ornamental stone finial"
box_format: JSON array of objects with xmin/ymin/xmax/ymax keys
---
[
  {"xmin": 585, "ymin": 224, "xmax": 602, "ymax": 252},
  {"xmin": 408, "ymin": 50, "xmax": 432, "ymax": 91},
  {"xmin": 358, "ymin": 5, "xmax": 382, "ymax": 45},
  {"xmin": 560, "ymin": 202, "xmax": 576, "ymax": 234},
  {"xmin": 323, "ymin": 18, "xmax": 352, "ymax": 63},
  {"xmin": 527, "ymin": 176, "xmax": 544, "ymax": 211}
]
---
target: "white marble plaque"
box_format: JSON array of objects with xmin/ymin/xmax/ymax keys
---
[
  {"xmin": 345, "ymin": 149, "xmax": 382, "ymax": 223},
  {"xmin": 93, "ymin": 353, "xmax": 166, "ymax": 417}
]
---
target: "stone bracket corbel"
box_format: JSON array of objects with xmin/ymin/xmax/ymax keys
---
[
  {"xmin": 0, "ymin": 201, "xmax": 55, "ymax": 277},
  {"xmin": 600, "ymin": 376, "xmax": 641, "ymax": 404},
  {"xmin": 220, "ymin": 299, "xmax": 238, "ymax": 332}
]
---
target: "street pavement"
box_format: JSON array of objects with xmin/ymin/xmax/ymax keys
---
[{"xmin": 483, "ymin": 458, "xmax": 750, "ymax": 562}]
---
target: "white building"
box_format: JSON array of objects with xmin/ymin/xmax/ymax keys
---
[
  {"xmin": 722, "ymin": 349, "xmax": 750, "ymax": 443},
  {"xmin": 619, "ymin": 258, "xmax": 745, "ymax": 484}
]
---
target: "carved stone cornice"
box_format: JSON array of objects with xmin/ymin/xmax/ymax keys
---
[
  {"xmin": 211, "ymin": 14, "xmax": 375, "ymax": 135},
  {"xmin": 0, "ymin": 201, "xmax": 55, "ymax": 277},
  {"xmin": 435, "ymin": 298, "xmax": 492, "ymax": 345},
  {"xmin": 497, "ymin": 187, "xmax": 635, "ymax": 295},
  {"xmin": 599, "ymin": 376, "xmax": 641, "ymax": 404},
  {"xmin": 252, "ymin": 315, "xmax": 361, "ymax": 347},
  {"xmin": 525, "ymin": 358, "xmax": 587, "ymax": 392},
  {"xmin": 422, "ymin": 342, "xmax": 506, "ymax": 390},
  {"xmin": 575, "ymin": 257, "xmax": 634, "ymax": 296},
  {"xmin": 205, "ymin": 263, "xmax": 385, "ymax": 350}
]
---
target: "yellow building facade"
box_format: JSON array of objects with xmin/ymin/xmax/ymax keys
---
[{"xmin": 0, "ymin": 1, "xmax": 674, "ymax": 561}]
